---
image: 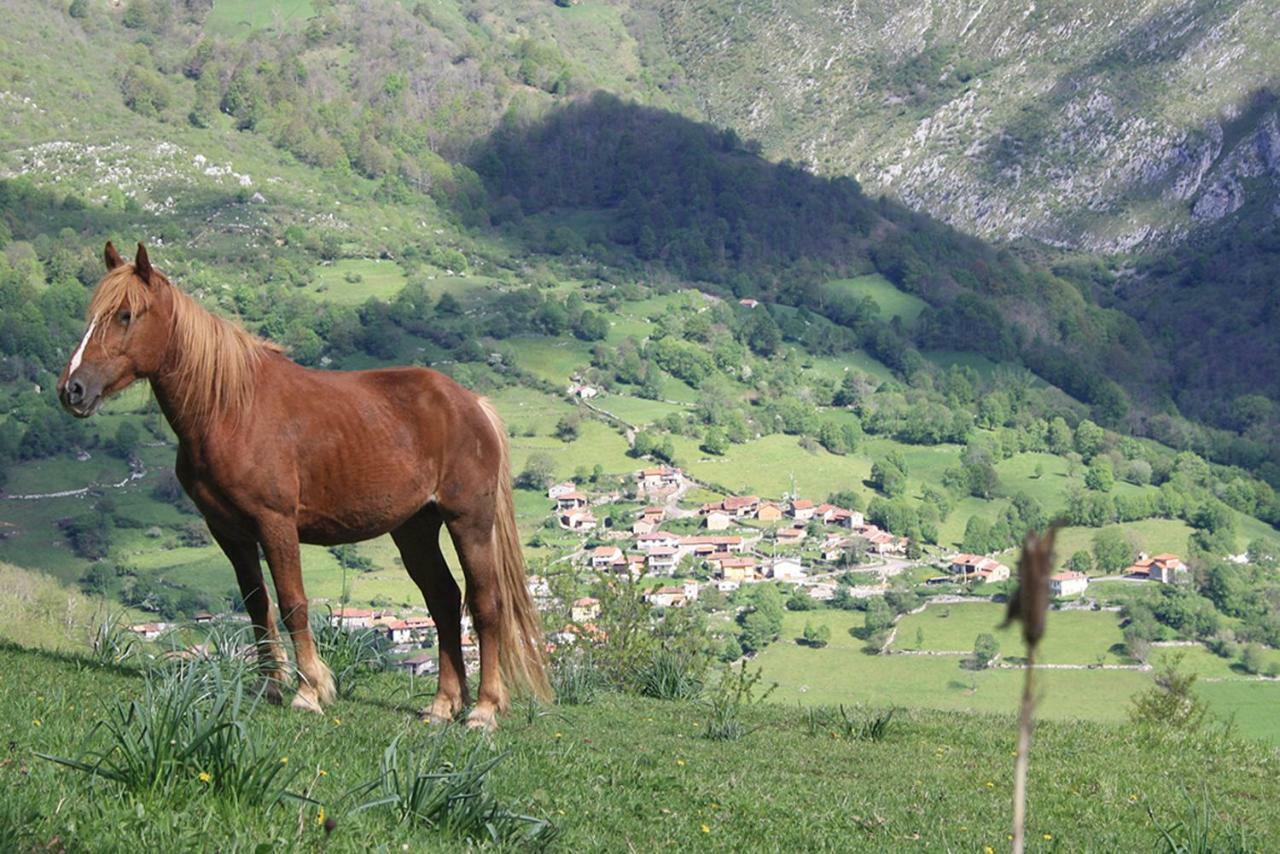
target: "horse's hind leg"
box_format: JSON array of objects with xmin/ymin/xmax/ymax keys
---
[
  {"xmin": 210, "ymin": 528, "xmax": 287, "ymax": 704},
  {"xmin": 392, "ymin": 511, "xmax": 469, "ymax": 724},
  {"xmin": 445, "ymin": 511, "xmax": 507, "ymax": 732},
  {"xmin": 259, "ymin": 516, "xmax": 334, "ymax": 712}
]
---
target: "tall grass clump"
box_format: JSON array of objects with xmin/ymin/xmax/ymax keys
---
[
  {"xmin": 550, "ymin": 647, "xmax": 604, "ymax": 705},
  {"xmin": 39, "ymin": 658, "xmax": 300, "ymax": 805},
  {"xmin": 313, "ymin": 613, "xmax": 388, "ymax": 698},
  {"xmin": 630, "ymin": 646, "xmax": 706, "ymax": 701},
  {"xmin": 804, "ymin": 704, "xmax": 897, "ymax": 742},
  {"xmin": 1148, "ymin": 786, "xmax": 1254, "ymax": 853},
  {"xmin": 346, "ymin": 733, "xmax": 557, "ymax": 848},
  {"xmin": 702, "ymin": 664, "xmax": 775, "ymax": 741},
  {"xmin": 88, "ymin": 609, "xmax": 138, "ymax": 668}
]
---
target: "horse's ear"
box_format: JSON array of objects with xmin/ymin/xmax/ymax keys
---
[
  {"xmin": 104, "ymin": 241, "xmax": 124, "ymax": 270},
  {"xmin": 134, "ymin": 242, "xmax": 153, "ymax": 284}
]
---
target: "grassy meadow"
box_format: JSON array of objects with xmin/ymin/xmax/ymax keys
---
[{"xmin": 3, "ymin": 640, "xmax": 1280, "ymax": 851}]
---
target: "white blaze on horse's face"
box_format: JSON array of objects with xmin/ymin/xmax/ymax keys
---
[{"xmin": 68, "ymin": 317, "xmax": 98, "ymax": 376}]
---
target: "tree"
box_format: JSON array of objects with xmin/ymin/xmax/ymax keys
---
[
  {"xmin": 972, "ymin": 633, "xmax": 1000, "ymax": 668},
  {"xmin": 870, "ymin": 458, "xmax": 907, "ymax": 497},
  {"xmin": 1240, "ymin": 643, "xmax": 1265, "ymax": 675},
  {"xmin": 1091, "ymin": 528, "xmax": 1134, "ymax": 574},
  {"xmin": 110, "ymin": 421, "xmax": 141, "ymax": 460},
  {"xmin": 1047, "ymin": 417, "xmax": 1073, "ymax": 454},
  {"xmin": 1085, "ymin": 456, "xmax": 1115, "ymax": 492},
  {"xmin": 1067, "ymin": 550, "xmax": 1093, "ymax": 573},
  {"xmin": 801, "ymin": 622, "xmax": 831, "ymax": 648},
  {"xmin": 516, "ymin": 452, "xmax": 556, "ymax": 490},
  {"xmin": 554, "ymin": 413, "xmax": 581, "ymax": 442},
  {"xmin": 864, "ymin": 596, "xmax": 893, "ymax": 636},
  {"xmin": 701, "ymin": 427, "xmax": 728, "ymax": 456},
  {"xmin": 1074, "ymin": 419, "xmax": 1105, "ymax": 461}
]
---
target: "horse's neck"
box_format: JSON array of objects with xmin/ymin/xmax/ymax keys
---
[{"xmin": 149, "ymin": 368, "xmax": 207, "ymax": 448}]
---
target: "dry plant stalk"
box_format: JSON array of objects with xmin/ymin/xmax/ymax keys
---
[{"xmin": 1000, "ymin": 522, "xmax": 1060, "ymax": 854}]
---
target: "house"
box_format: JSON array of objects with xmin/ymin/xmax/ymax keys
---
[
  {"xmin": 567, "ymin": 383, "xmax": 599, "ymax": 399},
  {"xmin": 1127, "ymin": 553, "xmax": 1188, "ymax": 584},
  {"xmin": 947, "ymin": 554, "xmax": 1010, "ymax": 583},
  {"xmin": 570, "ymin": 597, "xmax": 601, "ymax": 623},
  {"xmin": 526, "ymin": 574, "xmax": 552, "ymax": 598},
  {"xmin": 636, "ymin": 466, "xmax": 684, "ymax": 496},
  {"xmin": 789, "ymin": 499, "xmax": 815, "ymax": 521},
  {"xmin": 547, "ymin": 481, "xmax": 577, "ymax": 500},
  {"xmin": 682, "ymin": 535, "xmax": 746, "ymax": 557},
  {"xmin": 646, "ymin": 547, "xmax": 679, "ymax": 576},
  {"xmin": 379, "ymin": 619, "xmax": 414, "ymax": 645},
  {"xmin": 680, "ymin": 580, "xmax": 701, "ymax": 601},
  {"xmin": 838, "ymin": 510, "xmax": 866, "ymax": 529},
  {"xmin": 328, "ymin": 608, "xmax": 374, "ymax": 630},
  {"xmin": 646, "ymin": 586, "xmax": 688, "ymax": 608},
  {"xmin": 394, "ymin": 653, "xmax": 438, "ymax": 677},
  {"xmin": 756, "ymin": 501, "xmax": 784, "ymax": 522},
  {"xmin": 766, "ymin": 557, "xmax": 805, "ymax": 582},
  {"xmin": 705, "ymin": 510, "xmax": 733, "ymax": 531},
  {"xmin": 192, "ymin": 610, "xmax": 215, "ymax": 624},
  {"xmin": 776, "ymin": 526, "xmax": 807, "ymax": 546},
  {"xmin": 738, "ymin": 298, "xmax": 759, "ymax": 309},
  {"xmin": 724, "ymin": 495, "xmax": 760, "ymax": 517},
  {"xmin": 632, "ymin": 517, "xmax": 660, "ymax": 536},
  {"xmin": 402, "ymin": 616, "xmax": 436, "ymax": 643},
  {"xmin": 863, "ymin": 529, "xmax": 908, "ymax": 556},
  {"xmin": 559, "ymin": 508, "xmax": 597, "ymax": 532},
  {"xmin": 129, "ymin": 622, "xmax": 170, "ymax": 640},
  {"xmin": 636, "ymin": 531, "xmax": 681, "ymax": 551},
  {"xmin": 715, "ymin": 556, "xmax": 758, "ymax": 584},
  {"xmin": 1049, "ymin": 571, "xmax": 1089, "ymax": 597},
  {"xmin": 555, "ymin": 491, "xmax": 588, "ymax": 512},
  {"xmin": 638, "ymin": 506, "xmax": 665, "ymax": 525},
  {"xmin": 590, "ymin": 545, "xmax": 623, "ymax": 569},
  {"xmin": 814, "ymin": 504, "xmax": 858, "ymax": 526},
  {"xmin": 821, "ymin": 534, "xmax": 854, "ymax": 562}
]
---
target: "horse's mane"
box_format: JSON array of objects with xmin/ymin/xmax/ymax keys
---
[{"xmin": 88, "ymin": 265, "xmax": 281, "ymax": 424}]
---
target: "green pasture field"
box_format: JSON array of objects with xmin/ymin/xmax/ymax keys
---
[
  {"xmin": 307, "ymin": 259, "xmax": 408, "ymax": 305},
  {"xmin": 823, "ymin": 275, "xmax": 929, "ymax": 327},
  {"xmin": 754, "ymin": 609, "xmax": 1280, "ymax": 742},
  {"xmin": 891, "ymin": 602, "xmax": 1131, "ymax": 665},
  {"xmin": 204, "ymin": 0, "xmax": 316, "ymax": 39}
]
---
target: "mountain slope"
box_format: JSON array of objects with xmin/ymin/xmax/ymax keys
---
[{"xmin": 653, "ymin": 0, "xmax": 1280, "ymax": 254}]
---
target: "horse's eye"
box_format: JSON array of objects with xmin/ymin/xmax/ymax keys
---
[{"xmin": 119, "ymin": 310, "xmax": 132, "ymax": 325}]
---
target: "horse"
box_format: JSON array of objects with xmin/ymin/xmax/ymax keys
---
[{"xmin": 57, "ymin": 242, "xmax": 549, "ymax": 730}]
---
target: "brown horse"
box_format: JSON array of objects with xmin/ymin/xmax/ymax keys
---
[{"xmin": 57, "ymin": 242, "xmax": 549, "ymax": 730}]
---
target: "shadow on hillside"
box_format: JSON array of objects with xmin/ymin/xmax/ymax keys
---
[{"xmin": 0, "ymin": 638, "xmax": 141, "ymax": 680}]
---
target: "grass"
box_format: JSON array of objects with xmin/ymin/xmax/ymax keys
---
[
  {"xmin": 5, "ymin": 640, "xmax": 1280, "ymax": 850},
  {"xmin": 307, "ymin": 259, "xmax": 408, "ymax": 305},
  {"xmin": 892, "ymin": 601, "xmax": 1131, "ymax": 664},
  {"xmin": 204, "ymin": 0, "xmax": 316, "ymax": 39},
  {"xmin": 754, "ymin": 609, "xmax": 1280, "ymax": 742},
  {"xmin": 823, "ymin": 275, "xmax": 928, "ymax": 327}
]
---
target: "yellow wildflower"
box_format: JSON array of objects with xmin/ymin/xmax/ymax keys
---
[
  {"xmin": 32, "ymin": 719, "xmax": 41, "ymax": 727},
  {"xmin": 1044, "ymin": 834, "xmax": 1053, "ymax": 841},
  {"xmin": 701, "ymin": 824, "xmax": 710, "ymax": 834},
  {"xmin": 554, "ymin": 731, "xmax": 563, "ymax": 739},
  {"xmin": 985, "ymin": 781, "xmax": 994, "ymax": 788},
  {"xmin": 676, "ymin": 759, "xmax": 686, "ymax": 767},
  {"xmin": 318, "ymin": 769, "xmax": 328, "ymax": 777},
  {"xmin": 315, "ymin": 807, "xmax": 326, "ymax": 827},
  {"xmin": 984, "ymin": 847, "xmax": 995, "ymax": 854},
  {"xmin": 280, "ymin": 756, "xmax": 289, "ymax": 765},
  {"xmin": 198, "ymin": 771, "xmax": 212, "ymax": 783}
]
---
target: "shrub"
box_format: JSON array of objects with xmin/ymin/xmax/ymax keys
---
[
  {"xmin": 804, "ymin": 704, "xmax": 896, "ymax": 741},
  {"xmin": 87, "ymin": 610, "xmax": 139, "ymax": 667},
  {"xmin": 1129, "ymin": 653, "xmax": 1212, "ymax": 735}
]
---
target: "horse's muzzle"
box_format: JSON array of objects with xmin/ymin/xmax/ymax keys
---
[{"xmin": 59, "ymin": 372, "xmax": 103, "ymax": 418}]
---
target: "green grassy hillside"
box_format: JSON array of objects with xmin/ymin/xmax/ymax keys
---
[{"xmin": 3, "ymin": 641, "xmax": 1278, "ymax": 851}]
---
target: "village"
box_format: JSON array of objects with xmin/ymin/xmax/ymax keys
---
[{"xmin": 123, "ymin": 463, "xmax": 1194, "ymax": 670}]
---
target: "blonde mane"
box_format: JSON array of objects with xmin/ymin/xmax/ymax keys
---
[{"xmin": 88, "ymin": 265, "xmax": 281, "ymax": 424}]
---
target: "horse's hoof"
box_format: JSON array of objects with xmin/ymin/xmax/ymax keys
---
[
  {"xmin": 466, "ymin": 707, "xmax": 498, "ymax": 733},
  {"xmin": 291, "ymin": 691, "xmax": 324, "ymax": 714}
]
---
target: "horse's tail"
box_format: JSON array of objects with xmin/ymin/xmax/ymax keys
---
[{"xmin": 478, "ymin": 397, "xmax": 553, "ymax": 704}]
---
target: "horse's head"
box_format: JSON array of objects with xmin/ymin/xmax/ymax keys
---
[{"xmin": 58, "ymin": 242, "xmax": 171, "ymax": 417}]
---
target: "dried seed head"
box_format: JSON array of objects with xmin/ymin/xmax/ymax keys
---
[{"xmin": 1001, "ymin": 521, "xmax": 1063, "ymax": 651}]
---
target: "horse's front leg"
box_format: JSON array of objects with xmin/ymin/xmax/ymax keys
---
[
  {"xmin": 210, "ymin": 527, "xmax": 287, "ymax": 704},
  {"xmin": 258, "ymin": 516, "xmax": 335, "ymax": 712}
]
